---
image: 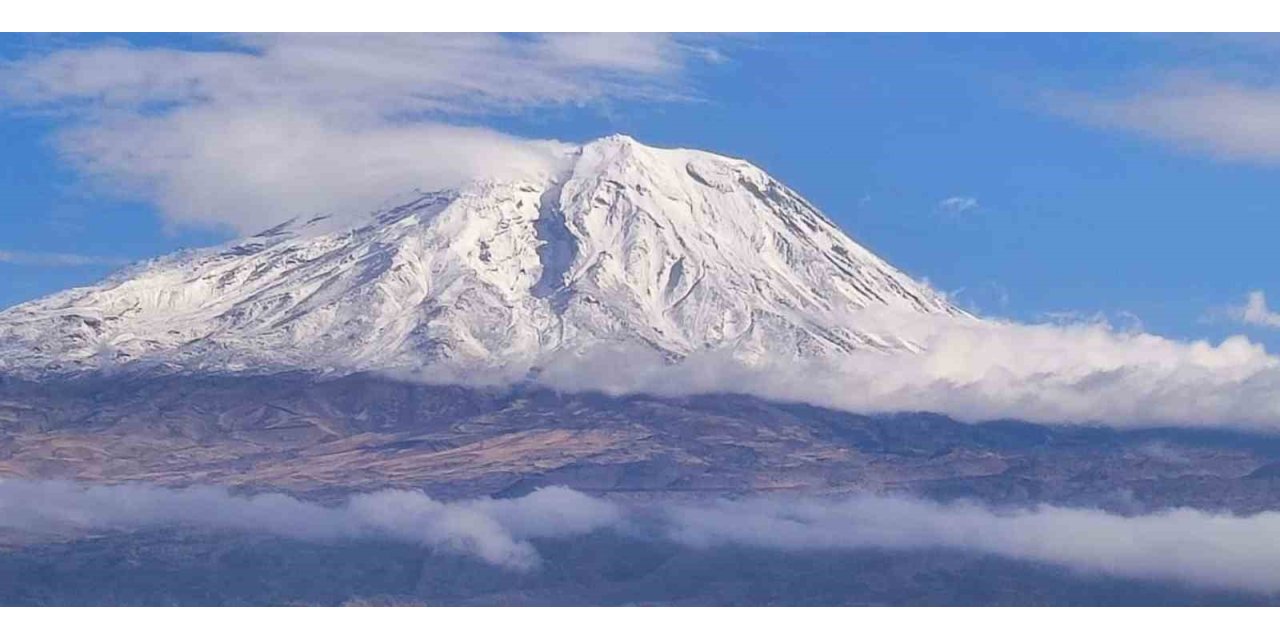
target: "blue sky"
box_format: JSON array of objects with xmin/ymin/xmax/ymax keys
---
[{"xmin": 2, "ymin": 33, "xmax": 1278, "ymax": 348}]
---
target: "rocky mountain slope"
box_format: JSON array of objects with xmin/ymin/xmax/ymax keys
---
[{"xmin": 4, "ymin": 372, "xmax": 1279, "ymax": 512}]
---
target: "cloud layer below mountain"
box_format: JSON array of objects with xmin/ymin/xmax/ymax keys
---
[
  {"xmin": 415, "ymin": 309, "xmax": 1280, "ymax": 430},
  {"xmin": 0, "ymin": 480, "xmax": 619, "ymax": 570},
  {"xmin": 5, "ymin": 479, "xmax": 1280, "ymax": 595}
]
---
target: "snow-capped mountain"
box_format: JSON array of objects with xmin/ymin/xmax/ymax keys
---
[{"xmin": 0, "ymin": 135, "xmax": 963, "ymax": 376}]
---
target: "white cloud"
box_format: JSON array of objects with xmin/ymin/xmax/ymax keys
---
[
  {"xmin": 10, "ymin": 478, "xmax": 1280, "ymax": 594},
  {"xmin": 1058, "ymin": 77, "xmax": 1280, "ymax": 162},
  {"xmin": 1227, "ymin": 290, "xmax": 1280, "ymax": 329},
  {"xmin": 0, "ymin": 249, "xmax": 129, "ymax": 267},
  {"xmin": 0, "ymin": 479, "xmax": 620, "ymax": 571},
  {"xmin": 494, "ymin": 309, "xmax": 1280, "ymax": 430},
  {"xmin": 4, "ymin": 33, "xmax": 695, "ymax": 116},
  {"xmin": 937, "ymin": 195, "xmax": 979, "ymax": 214},
  {"xmin": 57, "ymin": 111, "xmax": 574, "ymax": 232},
  {"xmin": 1, "ymin": 34, "xmax": 716, "ymax": 232},
  {"xmin": 667, "ymin": 493, "xmax": 1280, "ymax": 595}
]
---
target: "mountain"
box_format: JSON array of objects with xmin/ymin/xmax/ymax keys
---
[
  {"xmin": 0, "ymin": 134, "xmax": 962, "ymax": 377},
  {"xmin": 6, "ymin": 136, "xmax": 1280, "ymax": 608}
]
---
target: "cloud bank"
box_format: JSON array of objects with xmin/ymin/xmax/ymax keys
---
[
  {"xmin": 1, "ymin": 34, "xmax": 716, "ymax": 231},
  {"xmin": 416, "ymin": 309, "xmax": 1280, "ymax": 430},
  {"xmin": 667, "ymin": 493, "xmax": 1280, "ymax": 595},
  {"xmin": 6, "ymin": 479, "xmax": 1280, "ymax": 595},
  {"xmin": 0, "ymin": 480, "xmax": 618, "ymax": 570}
]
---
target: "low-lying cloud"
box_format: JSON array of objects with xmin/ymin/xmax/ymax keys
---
[
  {"xmin": 0, "ymin": 480, "xmax": 618, "ymax": 570},
  {"xmin": 666, "ymin": 494, "xmax": 1280, "ymax": 595},
  {"xmin": 419, "ymin": 309, "xmax": 1280, "ymax": 430},
  {"xmin": 6, "ymin": 479, "xmax": 1280, "ymax": 595}
]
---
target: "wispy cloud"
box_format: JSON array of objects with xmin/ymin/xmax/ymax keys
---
[
  {"xmin": 937, "ymin": 195, "xmax": 979, "ymax": 214},
  {"xmin": 0, "ymin": 34, "xmax": 723, "ymax": 232},
  {"xmin": 0, "ymin": 249, "xmax": 129, "ymax": 267},
  {"xmin": 2, "ymin": 33, "xmax": 700, "ymax": 118},
  {"xmin": 1055, "ymin": 76, "xmax": 1280, "ymax": 163}
]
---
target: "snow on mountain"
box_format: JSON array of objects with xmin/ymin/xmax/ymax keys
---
[{"xmin": 0, "ymin": 134, "xmax": 965, "ymax": 376}]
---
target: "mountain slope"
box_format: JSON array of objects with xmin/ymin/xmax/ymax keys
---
[{"xmin": 0, "ymin": 135, "xmax": 963, "ymax": 375}]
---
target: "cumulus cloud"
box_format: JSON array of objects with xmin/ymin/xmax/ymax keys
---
[
  {"xmin": 1057, "ymin": 77, "xmax": 1280, "ymax": 163},
  {"xmin": 8, "ymin": 479, "xmax": 1280, "ymax": 594},
  {"xmin": 1225, "ymin": 290, "xmax": 1280, "ymax": 329},
  {"xmin": 0, "ymin": 33, "xmax": 716, "ymax": 231},
  {"xmin": 937, "ymin": 195, "xmax": 979, "ymax": 214},
  {"xmin": 509, "ymin": 310, "xmax": 1280, "ymax": 429},
  {"xmin": 0, "ymin": 249, "xmax": 130, "ymax": 267}
]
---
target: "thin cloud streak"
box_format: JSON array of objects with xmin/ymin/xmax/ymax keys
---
[
  {"xmin": 3, "ymin": 33, "xmax": 698, "ymax": 115},
  {"xmin": 1055, "ymin": 76, "xmax": 1280, "ymax": 163},
  {"xmin": 0, "ymin": 249, "xmax": 130, "ymax": 267}
]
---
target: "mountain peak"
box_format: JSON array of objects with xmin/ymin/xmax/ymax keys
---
[
  {"xmin": 0, "ymin": 138, "xmax": 964, "ymax": 377},
  {"xmin": 590, "ymin": 132, "xmax": 641, "ymax": 146}
]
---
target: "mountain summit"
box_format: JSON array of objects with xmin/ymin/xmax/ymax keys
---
[{"xmin": 0, "ymin": 135, "xmax": 963, "ymax": 375}]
